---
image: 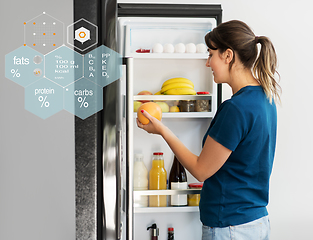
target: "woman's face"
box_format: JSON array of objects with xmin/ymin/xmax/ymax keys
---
[{"xmin": 206, "ymin": 49, "xmax": 230, "ymax": 84}]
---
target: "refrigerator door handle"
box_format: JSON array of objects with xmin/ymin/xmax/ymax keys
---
[
  {"xmin": 124, "ymin": 57, "xmax": 134, "ymax": 240},
  {"xmin": 117, "ymin": 129, "xmax": 123, "ymax": 240}
]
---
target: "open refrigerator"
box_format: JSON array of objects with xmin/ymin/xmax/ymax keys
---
[{"xmin": 116, "ymin": 4, "xmax": 222, "ymax": 240}]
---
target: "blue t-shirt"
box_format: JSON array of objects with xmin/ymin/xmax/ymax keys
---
[{"xmin": 199, "ymin": 86, "xmax": 277, "ymax": 227}]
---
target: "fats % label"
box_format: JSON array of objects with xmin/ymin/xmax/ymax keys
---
[{"xmin": 11, "ymin": 69, "xmax": 20, "ymax": 77}]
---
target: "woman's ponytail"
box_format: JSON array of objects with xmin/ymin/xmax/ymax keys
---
[
  {"xmin": 253, "ymin": 37, "xmax": 281, "ymax": 103},
  {"xmin": 205, "ymin": 20, "xmax": 281, "ymax": 103}
]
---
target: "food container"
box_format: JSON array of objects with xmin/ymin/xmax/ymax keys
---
[
  {"xmin": 188, "ymin": 183, "xmax": 203, "ymax": 206},
  {"xmin": 195, "ymin": 92, "xmax": 210, "ymax": 112},
  {"xmin": 179, "ymin": 100, "xmax": 195, "ymax": 112}
]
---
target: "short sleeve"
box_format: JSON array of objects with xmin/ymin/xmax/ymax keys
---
[{"xmin": 207, "ymin": 101, "xmax": 246, "ymax": 151}]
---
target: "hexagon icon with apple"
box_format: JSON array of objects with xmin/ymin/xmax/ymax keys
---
[{"xmin": 64, "ymin": 78, "xmax": 103, "ymax": 119}]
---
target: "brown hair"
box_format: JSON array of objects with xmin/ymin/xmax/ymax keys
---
[{"xmin": 205, "ymin": 20, "xmax": 281, "ymax": 103}]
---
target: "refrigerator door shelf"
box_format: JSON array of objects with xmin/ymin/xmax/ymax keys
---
[
  {"xmin": 128, "ymin": 53, "xmax": 208, "ymax": 60},
  {"xmin": 134, "ymin": 94, "xmax": 212, "ymax": 101},
  {"xmin": 134, "ymin": 206, "xmax": 199, "ymax": 214},
  {"xmin": 119, "ymin": 17, "xmax": 216, "ymax": 57},
  {"xmin": 134, "ymin": 112, "xmax": 214, "ymax": 119},
  {"xmin": 134, "ymin": 189, "xmax": 201, "ymax": 195}
]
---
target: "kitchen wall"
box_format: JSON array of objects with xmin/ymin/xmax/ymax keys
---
[
  {"xmin": 0, "ymin": 1, "xmax": 75, "ymax": 240},
  {"xmin": 117, "ymin": 0, "xmax": 313, "ymax": 239}
]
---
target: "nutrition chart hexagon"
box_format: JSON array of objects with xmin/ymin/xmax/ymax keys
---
[
  {"xmin": 67, "ymin": 18, "xmax": 98, "ymax": 52},
  {"xmin": 25, "ymin": 77, "xmax": 63, "ymax": 119},
  {"xmin": 24, "ymin": 12, "xmax": 64, "ymax": 55},
  {"xmin": 5, "ymin": 11, "xmax": 124, "ymax": 120},
  {"xmin": 84, "ymin": 45, "xmax": 122, "ymax": 87},
  {"xmin": 63, "ymin": 78, "xmax": 103, "ymax": 119},
  {"xmin": 5, "ymin": 46, "xmax": 45, "ymax": 87},
  {"xmin": 45, "ymin": 45, "xmax": 83, "ymax": 87}
]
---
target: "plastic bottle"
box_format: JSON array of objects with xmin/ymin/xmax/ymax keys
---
[
  {"xmin": 149, "ymin": 152, "xmax": 167, "ymax": 207},
  {"xmin": 167, "ymin": 227, "xmax": 174, "ymax": 240},
  {"xmin": 169, "ymin": 155, "xmax": 188, "ymax": 206},
  {"xmin": 133, "ymin": 153, "xmax": 148, "ymax": 207}
]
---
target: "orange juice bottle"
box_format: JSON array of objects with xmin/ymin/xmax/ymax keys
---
[{"xmin": 149, "ymin": 152, "xmax": 167, "ymax": 207}]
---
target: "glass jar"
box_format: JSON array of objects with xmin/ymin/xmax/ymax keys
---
[
  {"xmin": 149, "ymin": 152, "xmax": 167, "ymax": 207},
  {"xmin": 188, "ymin": 183, "xmax": 203, "ymax": 206},
  {"xmin": 195, "ymin": 92, "xmax": 210, "ymax": 112},
  {"xmin": 179, "ymin": 100, "xmax": 195, "ymax": 112}
]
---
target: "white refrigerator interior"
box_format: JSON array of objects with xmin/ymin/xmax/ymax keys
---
[{"xmin": 118, "ymin": 16, "xmax": 217, "ymax": 240}]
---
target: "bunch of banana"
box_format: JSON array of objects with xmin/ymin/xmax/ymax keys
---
[{"xmin": 157, "ymin": 77, "xmax": 196, "ymax": 95}]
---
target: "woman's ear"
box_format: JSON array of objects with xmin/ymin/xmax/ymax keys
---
[{"xmin": 224, "ymin": 48, "xmax": 234, "ymax": 64}]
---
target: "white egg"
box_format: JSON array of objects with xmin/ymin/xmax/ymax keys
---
[
  {"xmin": 152, "ymin": 43, "xmax": 163, "ymax": 53},
  {"xmin": 185, "ymin": 43, "xmax": 196, "ymax": 53},
  {"xmin": 163, "ymin": 43, "xmax": 174, "ymax": 53},
  {"xmin": 196, "ymin": 43, "xmax": 207, "ymax": 53},
  {"xmin": 174, "ymin": 43, "xmax": 186, "ymax": 53}
]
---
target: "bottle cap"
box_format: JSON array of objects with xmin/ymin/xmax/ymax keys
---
[
  {"xmin": 134, "ymin": 153, "xmax": 144, "ymax": 161},
  {"xmin": 168, "ymin": 227, "xmax": 174, "ymax": 231},
  {"xmin": 153, "ymin": 152, "xmax": 163, "ymax": 155}
]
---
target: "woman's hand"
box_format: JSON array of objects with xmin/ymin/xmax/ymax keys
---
[{"xmin": 136, "ymin": 110, "xmax": 167, "ymax": 135}]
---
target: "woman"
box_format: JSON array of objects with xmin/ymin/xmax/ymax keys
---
[{"xmin": 137, "ymin": 20, "xmax": 281, "ymax": 240}]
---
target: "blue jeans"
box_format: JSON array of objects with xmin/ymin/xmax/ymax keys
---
[{"xmin": 202, "ymin": 216, "xmax": 270, "ymax": 240}]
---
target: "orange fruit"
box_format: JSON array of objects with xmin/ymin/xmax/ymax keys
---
[{"xmin": 137, "ymin": 102, "xmax": 162, "ymax": 125}]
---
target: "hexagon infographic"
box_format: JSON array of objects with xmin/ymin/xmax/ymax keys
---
[
  {"xmin": 84, "ymin": 45, "xmax": 122, "ymax": 87},
  {"xmin": 67, "ymin": 18, "xmax": 98, "ymax": 52},
  {"xmin": 5, "ymin": 46, "xmax": 45, "ymax": 87},
  {"xmin": 45, "ymin": 45, "xmax": 83, "ymax": 87},
  {"xmin": 25, "ymin": 77, "xmax": 63, "ymax": 119},
  {"xmin": 24, "ymin": 12, "xmax": 64, "ymax": 55},
  {"xmin": 5, "ymin": 12, "xmax": 123, "ymax": 120},
  {"xmin": 64, "ymin": 78, "xmax": 103, "ymax": 119}
]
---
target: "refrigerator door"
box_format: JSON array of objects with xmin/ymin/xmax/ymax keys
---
[{"xmin": 74, "ymin": 0, "xmax": 122, "ymax": 240}]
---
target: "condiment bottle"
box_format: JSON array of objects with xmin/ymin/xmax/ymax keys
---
[
  {"xmin": 133, "ymin": 153, "xmax": 148, "ymax": 207},
  {"xmin": 167, "ymin": 227, "xmax": 174, "ymax": 240},
  {"xmin": 147, "ymin": 223, "xmax": 159, "ymax": 240},
  {"xmin": 149, "ymin": 152, "xmax": 167, "ymax": 207},
  {"xmin": 188, "ymin": 182, "xmax": 203, "ymax": 206},
  {"xmin": 169, "ymin": 155, "xmax": 187, "ymax": 206}
]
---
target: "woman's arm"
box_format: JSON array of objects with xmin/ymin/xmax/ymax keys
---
[{"xmin": 137, "ymin": 110, "xmax": 232, "ymax": 182}]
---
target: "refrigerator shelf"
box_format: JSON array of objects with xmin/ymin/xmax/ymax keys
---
[
  {"xmin": 128, "ymin": 52, "xmax": 208, "ymax": 59},
  {"xmin": 134, "ymin": 111, "xmax": 214, "ymax": 119},
  {"xmin": 134, "ymin": 189, "xmax": 201, "ymax": 196},
  {"xmin": 134, "ymin": 206, "xmax": 199, "ymax": 214},
  {"xmin": 134, "ymin": 94, "xmax": 212, "ymax": 101}
]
